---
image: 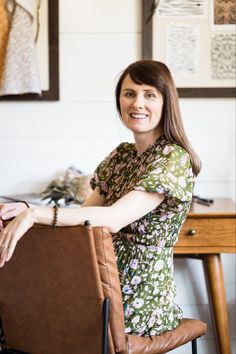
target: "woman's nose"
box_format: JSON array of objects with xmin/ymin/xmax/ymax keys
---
[{"xmin": 132, "ymin": 96, "xmax": 144, "ymax": 109}]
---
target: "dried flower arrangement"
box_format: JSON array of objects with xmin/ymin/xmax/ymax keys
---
[{"xmin": 41, "ymin": 166, "xmax": 92, "ymax": 206}]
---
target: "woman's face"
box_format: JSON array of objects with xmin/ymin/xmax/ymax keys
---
[{"xmin": 119, "ymin": 74, "xmax": 163, "ymax": 139}]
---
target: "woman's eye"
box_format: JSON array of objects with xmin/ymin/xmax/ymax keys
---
[
  {"xmin": 146, "ymin": 92, "xmax": 156, "ymax": 99},
  {"xmin": 124, "ymin": 91, "xmax": 134, "ymax": 98}
]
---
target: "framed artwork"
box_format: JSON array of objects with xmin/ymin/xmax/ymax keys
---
[
  {"xmin": 0, "ymin": 0, "xmax": 59, "ymax": 101},
  {"xmin": 142, "ymin": 0, "xmax": 236, "ymax": 97}
]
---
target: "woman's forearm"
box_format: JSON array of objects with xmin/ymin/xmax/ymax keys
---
[
  {"xmin": 0, "ymin": 190, "xmax": 164, "ymax": 268},
  {"xmin": 31, "ymin": 190, "xmax": 164, "ymax": 233},
  {"xmin": 31, "ymin": 205, "xmax": 118, "ymax": 232}
]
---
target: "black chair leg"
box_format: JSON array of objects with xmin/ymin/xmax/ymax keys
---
[
  {"xmin": 102, "ymin": 298, "xmax": 110, "ymax": 354},
  {"xmin": 192, "ymin": 338, "xmax": 198, "ymax": 354}
]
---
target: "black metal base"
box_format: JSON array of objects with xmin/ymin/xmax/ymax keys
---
[
  {"xmin": 102, "ymin": 299, "xmax": 110, "ymax": 354},
  {"xmin": 192, "ymin": 338, "xmax": 198, "ymax": 354}
]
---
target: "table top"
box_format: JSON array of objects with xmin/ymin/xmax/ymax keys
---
[{"xmin": 189, "ymin": 198, "xmax": 236, "ymax": 218}]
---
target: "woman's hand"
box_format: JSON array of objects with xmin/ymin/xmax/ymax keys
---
[
  {"xmin": 0, "ymin": 208, "xmax": 35, "ymax": 267},
  {"xmin": 0, "ymin": 202, "xmax": 29, "ymax": 230}
]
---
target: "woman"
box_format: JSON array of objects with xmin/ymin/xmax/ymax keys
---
[{"xmin": 0, "ymin": 60, "xmax": 201, "ymax": 349}]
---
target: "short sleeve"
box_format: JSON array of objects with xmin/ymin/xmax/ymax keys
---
[
  {"xmin": 90, "ymin": 145, "xmax": 121, "ymax": 197},
  {"xmin": 134, "ymin": 145, "xmax": 195, "ymax": 202}
]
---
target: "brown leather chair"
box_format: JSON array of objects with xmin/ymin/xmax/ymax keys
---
[{"xmin": 0, "ymin": 223, "xmax": 207, "ymax": 354}]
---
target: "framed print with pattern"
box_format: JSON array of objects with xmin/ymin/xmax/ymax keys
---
[{"xmin": 142, "ymin": 0, "xmax": 236, "ymax": 97}]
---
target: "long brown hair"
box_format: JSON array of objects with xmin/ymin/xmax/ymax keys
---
[{"xmin": 115, "ymin": 60, "xmax": 202, "ymax": 176}]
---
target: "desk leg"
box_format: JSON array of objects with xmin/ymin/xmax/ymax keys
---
[{"xmin": 202, "ymin": 254, "xmax": 231, "ymax": 354}]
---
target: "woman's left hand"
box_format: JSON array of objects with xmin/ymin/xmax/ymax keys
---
[{"xmin": 0, "ymin": 209, "xmax": 35, "ymax": 267}]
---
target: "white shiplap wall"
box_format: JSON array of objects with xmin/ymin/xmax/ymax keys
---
[{"xmin": 0, "ymin": 1, "xmax": 235, "ymax": 353}]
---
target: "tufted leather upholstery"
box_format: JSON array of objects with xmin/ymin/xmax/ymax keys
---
[{"xmin": 0, "ymin": 225, "xmax": 207, "ymax": 354}]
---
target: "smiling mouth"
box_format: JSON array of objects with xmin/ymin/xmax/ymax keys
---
[{"xmin": 130, "ymin": 113, "xmax": 148, "ymax": 119}]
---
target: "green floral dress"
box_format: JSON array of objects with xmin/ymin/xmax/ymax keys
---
[{"xmin": 90, "ymin": 135, "xmax": 194, "ymax": 337}]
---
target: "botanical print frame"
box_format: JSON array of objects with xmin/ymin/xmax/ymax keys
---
[
  {"xmin": 0, "ymin": 0, "xmax": 59, "ymax": 101},
  {"xmin": 142, "ymin": 0, "xmax": 235, "ymax": 98}
]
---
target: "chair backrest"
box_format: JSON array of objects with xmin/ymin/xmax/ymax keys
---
[
  {"xmin": 0, "ymin": 224, "xmax": 207, "ymax": 354},
  {"xmin": 0, "ymin": 224, "xmax": 126, "ymax": 354}
]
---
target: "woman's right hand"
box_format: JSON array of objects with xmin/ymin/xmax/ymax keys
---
[
  {"xmin": 0, "ymin": 207, "xmax": 35, "ymax": 267},
  {"xmin": 0, "ymin": 202, "xmax": 29, "ymax": 230}
]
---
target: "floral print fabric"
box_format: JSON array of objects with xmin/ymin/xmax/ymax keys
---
[{"xmin": 90, "ymin": 135, "xmax": 195, "ymax": 336}]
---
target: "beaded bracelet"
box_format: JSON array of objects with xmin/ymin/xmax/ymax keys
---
[{"xmin": 52, "ymin": 205, "xmax": 58, "ymax": 227}]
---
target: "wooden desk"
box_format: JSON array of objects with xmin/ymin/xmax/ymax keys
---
[{"xmin": 174, "ymin": 198, "xmax": 236, "ymax": 354}]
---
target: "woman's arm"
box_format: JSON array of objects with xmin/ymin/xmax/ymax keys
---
[
  {"xmin": 0, "ymin": 187, "xmax": 103, "ymax": 226},
  {"xmin": 0, "ymin": 189, "xmax": 164, "ymax": 267},
  {"xmin": 32, "ymin": 189, "xmax": 164, "ymax": 233},
  {"xmin": 0, "ymin": 202, "xmax": 31, "ymax": 229}
]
